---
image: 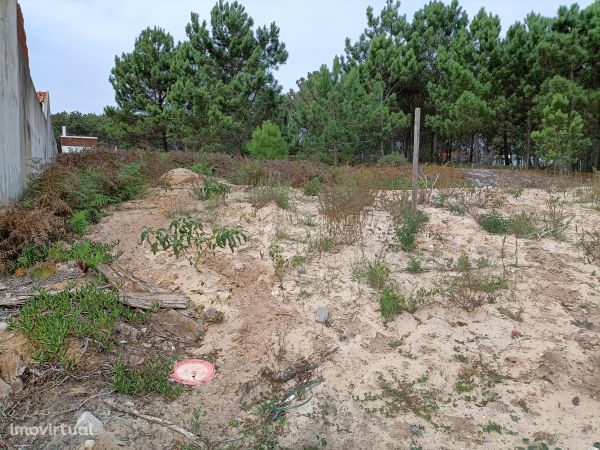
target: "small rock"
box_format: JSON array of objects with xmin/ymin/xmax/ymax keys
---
[
  {"xmin": 505, "ymin": 356, "xmax": 517, "ymax": 363},
  {"xmin": 574, "ymin": 332, "xmax": 600, "ymax": 350},
  {"xmin": 0, "ymin": 283, "xmax": 6, "ymax": 291},
  {"xmin": 83, "ymin": 440, "xmax": 96, "ymax": 449},
  {"xmin": 315, "ymin": 307, "xmax": 330, "ymax": 325},
  {"xmin": 114, "ymin": 322, "xmax": 139, "ymax": 340},
  {"xmin": 204, "ymin": 308, "xmax": 224, "ymax": 323},
  {"xmin": 572, "ymin": 396, "xmax": 580, "ymax": 406},
  {"xmin": 76, "ymin": 412, "xmax": 104, "ymax": 436},
  {"xmin": 0, "ymin": 322, "xmax": 9, "ymax": 334},
  {"xmin": 0, "ymin": 378, "xmax": 12, "ymax": 400},
  {"xmin": 0, "ymin": 353, "xmax": 26, "ymax": 390}
]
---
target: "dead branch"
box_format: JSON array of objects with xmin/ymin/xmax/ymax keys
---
[{"xmin": 104, "ymin": 399, "xmax": 207, "ymax": 448}]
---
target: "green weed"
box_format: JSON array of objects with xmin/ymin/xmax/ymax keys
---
[
  {"xmin": 10, "ymin": 284, "xmax": 155, "ymax": 366},
  {"xmin": 395, "ymin": 209, "xmax": 428, "ymax": 252},
  {"xmin": 407, "ymin": 257, "xmax": 423, "ymax": 274},
  {"xmin": 111, "ymin": 358, "xmax": 183, "ymax": 399}
]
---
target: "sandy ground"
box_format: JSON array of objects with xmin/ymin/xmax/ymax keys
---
[{"xmin": 3, "ymin": 178, "xmax": 600, "ymax": 449}]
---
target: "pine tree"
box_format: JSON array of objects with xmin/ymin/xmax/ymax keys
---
[
  {"xmin": 170, "ymin": 1, "xmax": 288, "ymax": 153},
  {"xmin": 106, "ymin": 27, "xmax": 176, "ymax": 151}
]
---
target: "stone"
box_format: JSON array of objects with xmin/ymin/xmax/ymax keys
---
[
  {"xmin": 204, "ymin": 308, "xmax": 224, "ymax": 323},
  {"xmin": 76, "ymin": 412, "xmax": 104, "ymax": 436},
  {"xmin": 0, "ymin": 378, "xmax": 12, "ymax": 400},
  {"xmin": 83, "ymin": 440, "xmax": 96, "ymax": 449},
  {"xmin": 315, "ymin": 307, "xmax": 330, "ymax": 325},
  {"xmin": 114, "ymin": 322, "xmax": 139, "ymax": 341},
  {"xmin": 157, "ymin": 309, "xmax": 206, "ymax": 343},
  {"xmin": 159, "ymin": 168, "xmax": 201, "ymax": 187},
  {"xmin": 575, "ymin": 332, "xmax": 600, "ymax": 350},
  {"xmin": 0, "ymin": 353, "xmax": 25, "ymax": 390},
  {"xmin": 0, "ymin": 322, "xmax": 9, "ymax": 334}
]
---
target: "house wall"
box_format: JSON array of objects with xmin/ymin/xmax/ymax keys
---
[{"xmin": 0, "ymin": 0, "xmax": 57, "ymax": 206}]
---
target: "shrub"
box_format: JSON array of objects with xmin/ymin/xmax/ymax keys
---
[
  {"xmin": 479, "ymin": 211, "xmax": 511, "ymax": 234},
  {"xmin": 68, "ymin": 210, "xmax": 91, "ymax": 235},
  {"xmin": 248, "ymin": 121, "xmax": 288, "ymax": 160},
  {"xmin": 380, "ymin": 286, "xmax": 403, "ymax": 321},
  {"xmin": 353, "ymin": 258, "xmax": 390, "ymax": 289},
  {"xmin": 303, "ymin": 177, "xmax": 321, "ymax": 196},
  {"xmin": 509, "ymin": 213, "xmax": 538, "ymax": 238},
  {"xmin": 188, "ymin": 161, "xmax": 214, "ymax": 176},
  {"xmin": 10, "ymin": 284, "xmax": 154, "ymax": 365},
  {"xmin": 140, "ymin": 216, "xmax": 248, "ymax": 268},
  {"xmin": 407, "ymin": 257, "xmax": 423, "ymax": 274},
  {"xmin": 377, "ymin": 152, "xmax": 409, "ymax": 166},
  {"xmin": 250, "ymin": 181, "xmax": 290, "ymax": 209},
  {"xmin": 318, "ymin": 171, "xmax": 375, "ymax": 244},
  {"xmin": 192, "ymin": 179, "xmax": 230, "ymax": 200},
  {"xmin": 440, "ymin": 270, "xmax": 508, "ymax": 312},
  {"xmin": 395, "ymin": 208, "xmax": 428, "ymax": 251}
]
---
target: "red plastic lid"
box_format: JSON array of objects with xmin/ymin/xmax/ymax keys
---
[{"xmin": 172, "ymin": 360, "xmax": 216, "ymax": 385}]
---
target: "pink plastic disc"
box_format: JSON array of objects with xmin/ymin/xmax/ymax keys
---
[{"xmin": 172, "ymin": 360, "xmax": 216, "ymax": 385}]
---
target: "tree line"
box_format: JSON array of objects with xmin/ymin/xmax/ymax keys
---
[{"xmin": 53, "ymin": 0, "xmax": 600, "ymax": 170}]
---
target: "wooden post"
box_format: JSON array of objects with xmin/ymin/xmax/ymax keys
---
[{"xmin": 411, "ymin": 107, "xmax": 421, "ymax": 212}]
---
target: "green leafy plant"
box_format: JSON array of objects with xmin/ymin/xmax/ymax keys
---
[
  {"xmin": 395, "ymin": 209, "xmax": 428, "ymax": 251},
  {"xmin": 407, "ymin": 258, "xmax": 423, "ymax": 273},
  {"xmin": 68, "ymin": 210, "xmax": 91, "ymax": 235},
  {"xmin": 48, "ymin": 240, "xmax": 119, "ymax": 269},
  {"xmin": 379, "ymin": 285, "xmax": 431, "ymax": 320},
  {"xmin": 479, "ymin": 210, "xmax": 512, "ymax": 234},
  {"xmin": 140, "ymin": 216, "xmax": 248, "ymax": 268},
  {"xmin": 10, "ymin": 284, "xmax": 155, "ymax": 366},
  {"xmin": 111, "ymin": 357, "xmax": 183, "ymax": 398},
  {"xmin": 10, "ymin": 244, "xmax": 48, "ymax": 271},
  {"xmin": 192, "ymin": 179, "xmax": 231, "ymax": 200},
  {"xmin": 508, "ymin": 187, "xmax": 524, "ymax": 199}
]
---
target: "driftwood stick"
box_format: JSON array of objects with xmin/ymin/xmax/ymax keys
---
[
  {"xmin": 97, "ymin": 264, "xmax": 188, "ymax": 309},
  {"xmin": 104, "ymin": 400, "xmax": 206, "ymax": 448}
]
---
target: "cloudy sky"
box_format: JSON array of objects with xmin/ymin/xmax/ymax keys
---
[{"xmin": 19, "ymin": 0, "xmax": 593, "ymax": 114}]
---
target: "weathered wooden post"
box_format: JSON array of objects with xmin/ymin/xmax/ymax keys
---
[{"xmin": 411, "ymin": 107, "xmax": 421, "ymax": 212}]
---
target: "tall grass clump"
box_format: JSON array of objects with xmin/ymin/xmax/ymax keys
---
[{"xmin": 318, "ymin": 170, "xmax": 375, "ymax": 244}]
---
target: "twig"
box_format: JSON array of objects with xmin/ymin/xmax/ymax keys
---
[
  {"xmin": 37, "ymin": 390, "xmax": 114, "ymax": 419},
  {"xmin": 103, "ymin": 399, "xmax": 206, "ymax": 448}
]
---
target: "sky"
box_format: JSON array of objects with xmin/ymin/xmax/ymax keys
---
[{"xmin": 18, "ymin": 0, "xmax": 594, "ymax": 114}]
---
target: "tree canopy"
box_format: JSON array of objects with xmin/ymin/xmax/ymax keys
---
[{"xmin": 101, "ymin": 0, "xmax": 599, "ymax": 170}]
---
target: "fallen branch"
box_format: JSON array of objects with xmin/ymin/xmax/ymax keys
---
[
  {"xmin": 97, "ymin": 264, "xmax": 189, "ymax": 309},
  {"xmin": 104, "ymin": 399, "xmax": 206, "ymax": 448}
]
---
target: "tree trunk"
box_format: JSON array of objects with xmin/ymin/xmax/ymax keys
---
[
  {"xmin": 503, "ymin": 131, "xmax": 510, "ymax": 166},
  {"xmin": 162, "ymin": 129, "xmax": 168, "ymax": 152},
  {"xmin": 525, "ymin": 118, "xmax": 531, "ymax": 169},
  {"xmin": 430, "ymin": 132, "xmax": 437, "ymax": 162},
  {"xmin": 235, "ymin": 142, "xmax": 242, "ymax": 156},
  {"xmin": 448, "ymin": 139, "xmax": 452, "ymax": 163},
  {"xmin": 469, "ymin": 134, "xmax": 475, "ymax": 164},
  {"xmin": 380, "ymin": 140, "xmax": 385, "ymax": 158}
]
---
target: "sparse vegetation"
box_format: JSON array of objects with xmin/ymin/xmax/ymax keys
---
[
  {"xmin": 250, "ymin": 180, "xmax": 291, "ymax": 209},
  {"xmin": 355, "ymin": 372, "xmax": 440, "ymax": 421},
  {"xmin": 394, "ymin": 208, "xmax": 428, "ymax": 251},
  {"xmin": 10, "ymin": 284, "xmax": 155, "ymax": 366}
]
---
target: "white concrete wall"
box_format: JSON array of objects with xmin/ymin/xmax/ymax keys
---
[{"xmin": 0, "ymin": 0, "xmax": 57, "ymax": 205}]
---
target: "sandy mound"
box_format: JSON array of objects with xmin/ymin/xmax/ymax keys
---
[{"xmin": 159, "ymin": 168, "xmax": 202, "ymax": 187}]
